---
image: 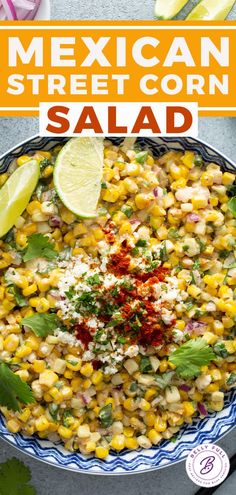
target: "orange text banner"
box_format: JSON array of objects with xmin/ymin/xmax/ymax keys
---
[{"xmin": 0, "ymin": 21, "xmax": 236, "ymax": 116}]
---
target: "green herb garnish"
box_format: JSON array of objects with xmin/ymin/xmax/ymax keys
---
[
  {"xmin": 0, "ymin": 457, "xmax": 37, "ymax": 495},
  {"xmin": 0, "ymin": 361, "xmax": 35, "ymax": 411},
  {"xmin": 99, "ymin": 403, "xmax": 113, "ymax": 428},
  {"xmin": 169, "ymin": 338, "xmax": 216, "ymax": 379},
  {"xmin": 23, "ymin": 233, "xmax": 57, "ymax": 262},
  {"xmin": 228, "ymin": 197, "xmax": 236, "ymax": 218},
  {"xmin": 135, "ymin": 151, "xmax": 148, "ymax": 164},
  {"xmin": 21, "ymin": 313, "xmax": 59, "ymax": 337},
  {"xmin": 121, "ymin": 205, "xmax": 133, "ymax": 218}
]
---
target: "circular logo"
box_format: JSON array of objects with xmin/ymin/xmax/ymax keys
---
[{"xmin": 186, "ymin": 443, "xmax": 230, "ymax": 488}]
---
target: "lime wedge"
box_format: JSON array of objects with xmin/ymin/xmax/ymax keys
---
[
  {"xmin": 54, "ymin": 138, "xmax": 104, "ymax": 218},
  {"xmin": 186, "ymin": 0, "xmax": 236, "ymax": 19},
  {"xmin": 0, "ymin": 160, "xmax": 40, "ymax": 238},
  {"xmin": 154, "ymin": 0, "xmax": 189, "ymax": 19}
]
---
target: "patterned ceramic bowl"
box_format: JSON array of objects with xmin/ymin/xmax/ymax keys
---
[{"xmin": 0, "ymin": 135, "xmax": 235, "ymax": 474}]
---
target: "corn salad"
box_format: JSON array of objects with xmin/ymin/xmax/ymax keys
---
[{"xmin": 0, "ymin": 141, "xmax": 236, "ymax": 459}]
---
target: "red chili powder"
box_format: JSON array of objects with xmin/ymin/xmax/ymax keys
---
[{"xmin": 74, "ymin": 324, "xmax": 93, "ymax": 348}]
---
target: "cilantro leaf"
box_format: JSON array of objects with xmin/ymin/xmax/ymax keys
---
[
  {"xmin": 8, "ymin": 285, "xmax": 27, "ymax": 307},
  {"xmin": 21, "ymin": 313, "xmax": 59, "ymax": 337},
  {"xmin": 99, "ymin": 403, "xmax": 113, "ymax": 428},
  {"xmin": 0, "ymin": 362, "xmax": 35, "ymax": 412},
  {"xmin": 169, "ymin": 338, "xmax": 216, "ymax": 379},
  {"xmin": 86, "ymin": 274, "xmax": 101, "ymax": 286},
  {"xmin": 0, "ymin": 457, "xmax": 37, "ymax": 495},
  {"xmin": 23, "ymin": 234, "xmax": 57, "ymax": 262},
  {"xmin": 136, "ymin": 239, "xmax": 147, "ymax": 247},
  {"xmin": 228, "ymin": 197, "xmax": 236, "ymax": 218}
]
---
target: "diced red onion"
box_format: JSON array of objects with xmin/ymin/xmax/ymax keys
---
[
  {"xmin": 81, "ymin": 393, "xmax": 91, "ymax": 406},
  {"xmin": 49, "ymin": 216, "xmax": 63, "ymax": 228},
  {"xmin": 179, "ymin": 384, "xmax": 191, "ymax": 392},
  {"xmin": 0, "ymin": 0, "xmax": 41, "ymax": 19},
  {"xmin": 153, "ymin": 187, "xmax": 159, "ymax": 198},
  {"xmin": 185, "ymin": 320, "xmax": 207, "ymax": 335},
  {"xmin": 187, "ymin": 213, "xmax": 200, "ymax": 223},
  {"xmin": 130, "ymin": 219, "xmax": 141, "ymax": 231},
  {"xmin": 197, "ymin": 402, "xmax": 208, "ymax": 416}
]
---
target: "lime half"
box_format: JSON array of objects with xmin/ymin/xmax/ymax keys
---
[
  {"xmin": 186, "ymin": 0, "xmax": 236, "ymax": 19},
  {"xmin": 154, "ymin": 0, "xmax": 189, "ymax": 19},
  {"xmin": 0, "ymin": 159, "xmax": 40, "ymax": 238},
  {"xmin": 54, "ymin": 138, "xmax": 104, "ymax": 218}
]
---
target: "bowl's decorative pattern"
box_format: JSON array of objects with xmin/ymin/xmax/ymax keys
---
[{"xmin": 0, "ymin": 135, "xmax": 235, "ymax": 474}]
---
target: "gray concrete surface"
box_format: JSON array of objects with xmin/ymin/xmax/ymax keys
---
[
  {"xmin": 0, "ymin": 115, "xmax": 236, "ymax": 494},
  {"xmin": 51, "ymin": 0, "xmax": 236, "ymax": 20}
]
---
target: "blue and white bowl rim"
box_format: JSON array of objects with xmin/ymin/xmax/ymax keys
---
[{"xmin": 0, "ymin": 134, "xmax": 235, "ymax": 475}]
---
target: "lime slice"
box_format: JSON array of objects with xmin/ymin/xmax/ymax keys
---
[
  {"xmin": 186, "ymin": 0, "xmax": 236, "ymax": 19},
  {"xmin": 54, "ymin": 137, "xmax": 104, "ymax": 218},
  {"xmin": 0, "ymin": 160, "xmax": 40, "ymax": 238},
  {"xmin": 154, "ymin": 0, "xmax": 189, "ymax": 19}
]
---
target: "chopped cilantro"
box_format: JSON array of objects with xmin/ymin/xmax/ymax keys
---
[
  {"xmin": 86, "ymin": 274, "xmax": 101, "ymax": 286},
  {"xmin": 99, "ymin": 403, "xmax": 113, "ymax": 427},
  {"xmin": 21, "ymin": 313, "xmax": 60, "ymax": 338},
  {"xmin": 140, "ymin": 357, "xmax": 152, "ymax": 373},
  {"xmin": 8, "ymin": 285, "xmax": 27, "ymax": 307},
  {"xmin": 168, "ymin": 228, "xmax": 180, "ymax": 240},
  {"xmin": 135, "ymin": 151, "xmax": 148, "ymax": 164},
  {"xmin": 196, "ymin": 238, "xmax": 206, "ymax": 253},
  {"xmin": 117, "ymin": 335, "xmax": 126, "ymax": 344},
  {"xmin": 194, "ymin": 154, "xmax": 203, "ymax": 167},
  {"xmin": 160, "ymin": 241, "xmax": 168, "ymax": 261},
  {"xmin": 40, "ymin": 157, "xmax": 51, "ymax": 172},
  {"xmin": 227, "ymin": 373, "xmax": 236, "ymax": 386},
  {"xmin": 101, "ymin": 182, "xmax": 107, "ymax": 189},
  {"xmin": 183, "ymin": 245, "xmax": 189, "ymax": 252},
  {"xmin": 130, "ymin": 382, "xmax": 138, "ymax": 392},
  {"xmin": 136, "ymin": 239, "xmax": 147, "ymax": 247},
  {"xmin": 131, "ymin": 247, "xmax": 139, "ymax": 256},
  {"xmin": 121, "ymin": 205, "xmax": 133, "ymax": 218},
  {"xmin": 213, "ymin": 342, "xmax": 229, "ymax": 359},
  {"xmin": 0, "ymin": 361, "xmax": 35, "ymax": 411},
  {"xmin": 65, "ymin": 288, "xmax": 75, "ymax": 300}
]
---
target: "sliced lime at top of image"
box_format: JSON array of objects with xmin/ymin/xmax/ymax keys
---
[
  {"xmin": 186, "ymin": 0, "xmax": 236, "ymax": 20},
  {"xmin": 54, "ymin": 138, "xmax": 104, "ymax": 219},
  {"xmin": 0, "ymin": 160, "xmax": 40, "ymax": 238},
  {"xmin": 154, "ymin": 0, "xmax": 189, "ymax": 19}
]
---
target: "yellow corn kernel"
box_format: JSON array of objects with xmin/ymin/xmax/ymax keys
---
[
  {"xmin": 7, "ymin": 419, "xmax": 21, "ymax": 433},
  {"xmin": 203, "ymin": 332, "xmax": 218, "ymax": 345},
  {"xmin": 139, "ymin": 399, "xmax": 151, "ymax": 412},
  {"xmin": 18, "ymin": 408, "xmax": 31, "ymax": 422},
  {"xmin": 150, "ymin": 217, "xmax": 163, "ymax": 230},
  {"xmin": 181, "ymin": 151, "xmax": 195, "ymax": 169},
  {"xmin": 123, "ymin": 398, "xmax": 137, "ymax": 412},
  {"xmin": 192, "ymin": 197, "xmax": 208, "ymax": 209},
  {"xmin": 205, "ymin": 383, "xmax": 219, "ymax": 393},
  {"xmin": 91, "ymin": 370, "xmax": 103, "ymax": 385},
  {"xmin": 148, "ymin": 429, "xmax": 162, "ymax": 445},
  {"xmin": 192, "ymin": 391, "xmax": 203, "ymax": 401},
  {"xmin": 3, "ymin": 334, "xmax": 19, "ymax": 352},
  {"xmin": 39, "ymin": 370, "xmax": 58, "ymax": 388},
  {"xmin": 29, "ymin": 297, "xmax": 40, "ymax": 308},
  {"xmin": 23, "ymin": 283, "xmax": 38, "ymax": 297},
  {"xmin": 48, "ymin": 387, "xmax": 63, "ymax": 402},
  {"xmin": 144, "ymin": 389, "xmax": 156, "ymax": 401},
  {"xmin": 85, "ymin": 441, "xmax": 96, "ymax": 453},
  {"xmin": 22, "ymin": 223, "xmax": 37, "ymax": 235},
  {"xmin": 17, "ymin": 155, "xmax": 31, "ymax": 166},
  {"xmin": 182, "ymin": 401, "xmax": 195, "ymax": 416},
  {"xmin": 37, "ymin": 278, "xmax": 50, "ymax": 293},
  {"xmin": 60, "ymin": 206, "xmax": 76, "ymax": 225},
  {"xmin": 144, "ymin": 412, "xmax": 156, "ymax": 427},
  {"xmin": 135, "ymin": 193, "xmax": 152, "ymax": 210},
  {"xmin": 15, "ymin": 369, "xmax": 29, "ymax": 382},
  {"xmin": 123, "ymin": 427, "xmax": 134, "ymax": 437},
  {"xmin": 42, "ymin": 165, "xmax": 54, "ymax": 178},
  {"xmin": 123, "ymin": 177, "xmax": 138, "ymax": 194},
  {"xmin": 125, "ymin": 437, "xmax": 139, "ymax": 449},
  {"xmin": 102, "ymin": 187, "xmax": 120, "ymax": 203},
  {"xmin": 35, "ymin": 298, "xmax": 50, "ymax": 313},
  {"xmin": 65, "ymin": 354, "xmax": 81, "ymax": 371},
  {"xmin": 159, "ymin": 360, "xmax": 168, "ymax": 373},
  {"xmin": 92, "ymin": 228, "xmax": 104, "ymax": 241},
  {"xmin": 80, "ymin": 363, "xmax": 93, "ymax": 377},
  {"xmin": 224, "ymin": 341, "xmax": 235, "ymax": 354},
  {"xmin": 110, "ymin": 434, "xmax": 125, "ymax": 451},
  {"xmin": 187, "ymin": 285, "xmax": 201, "ymax": 299},
  {"xmin": 119, "ymin": 221, "xmax": 132, "ymax": 235},
  {"xmin": 0, "ymin": 172, "xmax": 8, "ymax": 186},
  {"xmin": 126, "ymin": 163, "xmax": 141, "ymax": 177},
  {"xmin": 35, "ymin": 416, "xmax": 50, "ymax": 432},
  {"xmin": 171, "ymin": 178, "xmax": 187, "ymax": 190},
  {"xmin": 222, "ymin": 172, "xmax": 235, "ymax": 186},
  {"xmin": 15, "ymin": 345, "xmax": 32, "ymax": 358},
  {"xmin": 71, "ymin": 377, "xmax": 82, "ymax": 392},
  {"xmin": 64, "ymin": 370, "xmax": 73, "ymax": 379},
  {"xmin": 33, "ymin": 360, "xmax": 46, "ymax": 373},
  {"xmin": 218, "ymin": 285, "xmax": 232, "ymax": 299},
  {"xmin": 154, "ymin": 417, "xmax": 167, "ymax": 433},
  {"xmin": 58, "ymin": 425, "xmax": 73, "ymax": 439},
  {"xmin": 82, "ymin": 379, "xmax": 92, "ymax": 390},
  {"xmin": 95, "ymin": 446, "xmax": 109, "ymax": 459}
]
